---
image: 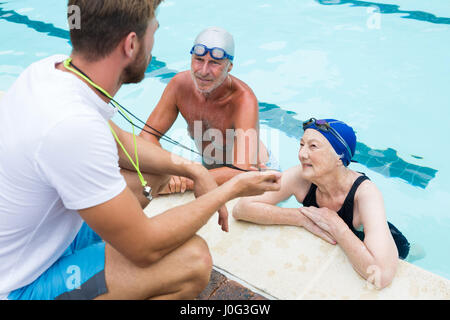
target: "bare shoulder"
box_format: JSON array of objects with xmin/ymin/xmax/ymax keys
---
[
  {"xmin": 162, "ymin": 71, "xmax": 193, "ymax": 104},
  {"xmin": 232, "ymin": 76, "xmax": 258, "ymax": 104},
  {"xmin": 232, "ymin": 75, "xmax": 256, "ymax": 94},
  {"xmin": 283, "ymin": 165, "xmax": 311, "ymax": 201},
  {"xmin": 170, "ymin": 71, "xmax": 191, "ymax": 87},
  {"xmin": 354, "ymin": 176, "xmax": 382, "ymax": 202},
  {"xmin": 283, "ymin": 164, "xmax": 303, "ymax": 180},
  {"xmin": 283, "ymin": 164, "xmax": 311, "ymax": 202}
]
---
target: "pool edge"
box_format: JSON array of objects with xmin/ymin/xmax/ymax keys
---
[{"xmin": 144, "ymin": 192, "xmax": 450, "ymax": 300}]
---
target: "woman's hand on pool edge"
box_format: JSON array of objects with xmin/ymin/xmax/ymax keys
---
[
  {"xmin": 297, "ymin": 208, "xmax": 337, "ymax": 245},
  {"xmin": 300, "ymin": 206, "xmax": 347, "ymax": 236}
]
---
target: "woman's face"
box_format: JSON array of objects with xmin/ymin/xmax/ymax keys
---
[{"xmin": 298, "ymin": 129, "xmax": 340, "ymax": 179}]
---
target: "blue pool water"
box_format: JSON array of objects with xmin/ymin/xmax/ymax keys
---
[{"xmin": 0, "ymin": 0, "xmax": 449, "ymax": 279}]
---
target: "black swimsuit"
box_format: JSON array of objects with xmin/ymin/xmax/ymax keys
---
[{"xmin": 302, "ymin": 173, "xmax": 410, "ymax": 259}]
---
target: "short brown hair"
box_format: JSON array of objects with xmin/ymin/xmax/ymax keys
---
[{"xmin": 68, "ymin": 0, "xmax": 163, "ymax": 61}]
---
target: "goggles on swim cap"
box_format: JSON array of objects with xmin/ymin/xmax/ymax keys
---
[
  {"xmin": 190, "ymin": 44, "xmax": 234, "ymax": 61},
  {"xmin": 303, "ymin": 118, "xmax": 354, "ymax": 165}
]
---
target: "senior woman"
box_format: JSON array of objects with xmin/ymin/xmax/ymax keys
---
[{"xmin": 232, "ymin": 118, "xmax": 410, "ymax": 289}]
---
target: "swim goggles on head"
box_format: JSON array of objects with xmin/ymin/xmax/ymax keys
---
[
  {"xmin": 190, "ymin": 44, "xmax": 234, "ymax": 61},
  {"xmin": 302, "ymin": 118, "xmax": 353, "ymax": 160}
]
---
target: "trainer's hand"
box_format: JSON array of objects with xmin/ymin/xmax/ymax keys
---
[
  {"xmin": 191, "ymin": 167, "xmax": 229, "ymax": 232},
  {"xmin": 231, "ymin": 170, "xmax": 282, "ymax": 198}
]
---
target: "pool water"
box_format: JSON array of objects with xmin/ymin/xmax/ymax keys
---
[{"xmin": 0, "ymin": 0, "xmax": 449, "ymax": 280}]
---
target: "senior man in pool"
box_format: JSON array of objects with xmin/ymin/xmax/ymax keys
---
[
  {"xmin": 140, "ymin": 26, "xmax": 278, "ymax": 194},
  {"xmin": 233, "ymin": 118, "xmax": 411, "ymax": 289}
]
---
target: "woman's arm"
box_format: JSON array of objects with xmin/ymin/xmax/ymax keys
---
[
  {"xmin": 352, "ymin": 181, "xmax": 398, "ymax": 287},
  {"xmin": 301, "ymin": 181, "xmax": 398, "ymax": 288},
  {"xmin": 233, "ymin": 166, "xmax": 336, "ymax": 244},
  {"xmin": 233, "ymin": 166, "xmax": 302, "ymax": 223}
]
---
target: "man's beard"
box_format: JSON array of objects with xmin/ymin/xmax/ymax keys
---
[{"xmin": 121, "ymin": 45, "xmax": 150, "ymax": 85}]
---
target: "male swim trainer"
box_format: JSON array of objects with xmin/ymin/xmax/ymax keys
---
[{"xmin": 0, "ymin": 0, "xmax": 281, "ymax": 300}]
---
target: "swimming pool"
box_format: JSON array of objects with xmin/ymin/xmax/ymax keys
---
[{"xmin": 0, "ymin": 0, "xmax": 449, "ymax": 280}]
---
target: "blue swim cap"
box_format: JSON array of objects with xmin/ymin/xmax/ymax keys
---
[{"xmin": 304, "ymin": 118, "xmax": 356, "ymax": 167}]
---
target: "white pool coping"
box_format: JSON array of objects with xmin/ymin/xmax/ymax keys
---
[
  {"xmin": 144, "ymin": 192, "xmax": 450, "ymax": 300},
  {"xmin": 1, "ymin": 90, "xmax": 449, "ymax": 299}
]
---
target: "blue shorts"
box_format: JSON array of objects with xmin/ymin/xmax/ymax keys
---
[{"xmin": 8, "ymin": 223, "xmax": 107, "ymax": 300}]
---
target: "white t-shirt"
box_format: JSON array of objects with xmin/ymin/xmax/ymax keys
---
[{"xmin": 0, "ymin": 55, "xmax": 127, "ymax": 299}]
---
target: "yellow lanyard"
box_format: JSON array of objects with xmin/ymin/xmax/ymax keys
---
[{"xmin": 63, "ymin": 58, "xmax": 150, "ymax": 197}]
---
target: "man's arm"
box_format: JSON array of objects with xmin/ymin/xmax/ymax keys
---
[
  {"xmin": 111, "ymin": 120, "xmax": 236, "ymax": 231},
  {"xmin": 79, "ymin": 170, "xmax": 282, "ymax": 267},
  {"xmin": 138, "ymin": 76, "xmax": 180, "ymax": 146},
  {"xmin": 137, "ymin": 74, "xmax": 199, "ymax": 195},
  {"xmin": 157, "ymin": 89, "xmax": 263, "ymax": 192}
]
